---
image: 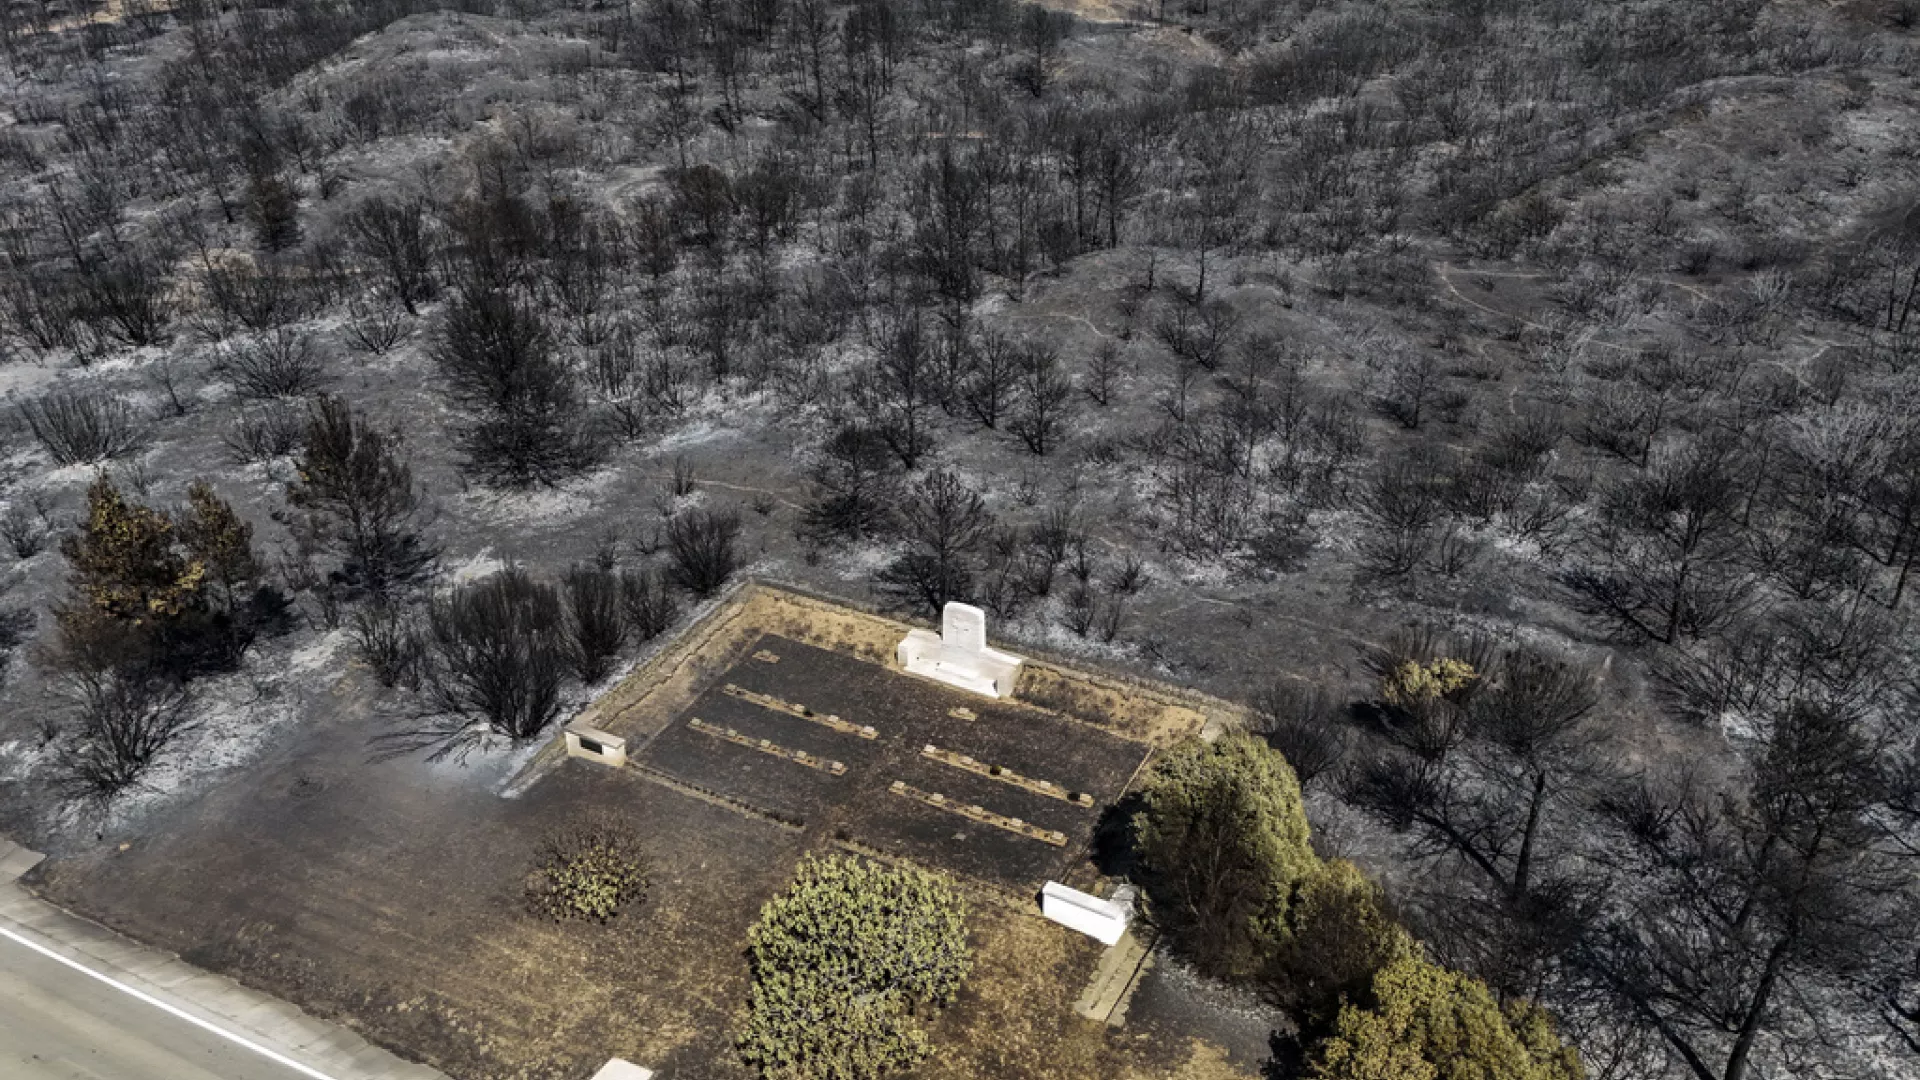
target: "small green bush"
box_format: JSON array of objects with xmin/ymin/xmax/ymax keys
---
[
  {"xmin": 1271, "ymin": 858, "xmax": 1416, "ymax": 1028},
  {"xmin": 526, "ymin": 814, "xmax": 650, "ymax": 923}
]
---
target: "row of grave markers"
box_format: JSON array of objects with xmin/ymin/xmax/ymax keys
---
[{"xmin": 687, "ymin": 719, "xmax": 848, "ymax": 774}]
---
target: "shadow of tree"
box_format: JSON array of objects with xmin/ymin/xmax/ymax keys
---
[{"xmin": 1090, "ymin": 789, "xmax": 1146, "ymax": 882}]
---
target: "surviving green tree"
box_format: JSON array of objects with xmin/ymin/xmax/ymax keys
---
[
  {"xmin": 1133, "ymin": 732, "xmax": 1317, "ymax": 978},
  {"xmin": 1310, "ymin": 953, "xmax": 1584, "ymax": 1080}
]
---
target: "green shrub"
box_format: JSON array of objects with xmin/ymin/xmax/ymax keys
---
[
  {"xmin": 737, "ymin": 854, "xmax": 971, "ymax": 1080},
  {"xmin": 1310, "ymin": 954, "xmax": 1584, "ymax": 1080},
  {"xmin": 1272, "ymin": 858, "xmax": 1417, "ymax": 1028},
  {"xmin": 526, "ymin": 814, "xmax": 650, "ymax": 923}
]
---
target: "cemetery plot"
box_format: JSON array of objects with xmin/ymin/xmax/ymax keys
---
[
  {"xmin": 867, "ymin": 751, "xmax": 1101, "ymax": 889},
  {"xmin": 889, "ymin": 780, "xmax": 1070, "ymax": 846},
  {"xmin": 632, "ymin": 633, "xmax": 1153, "ymax": 891},
  {"xmin": 864, "ymin": 776, "xmax": 1083, "ymax": 889},
  {"xmin": 636, "ymin": 697, "xmax": 861, "ymax": 823},
  {"xmin": 910, "ymin": 701, "xmax": 1145, "ymax": 809}
]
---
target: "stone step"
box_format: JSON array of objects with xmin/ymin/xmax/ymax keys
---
[
  {"xmin": 1072, "ymin": 927, "xmax": 1155, "ymax": 1026},
  {"xmin": 1104, "ymin": 941, "xmax": 1154, "ymax": 1028}
]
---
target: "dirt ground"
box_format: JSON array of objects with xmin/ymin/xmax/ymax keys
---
[
  {"xmin": 27, "ymin": 586, "xmax": 1257, "ymax": 1080},
  {"xmin": 32, "ymin": 705, "xmax": 807, "ymax": 1079},
  {"xmin": 917, "ymin": 900, "xmax": 1256, "ymax": 1080}
]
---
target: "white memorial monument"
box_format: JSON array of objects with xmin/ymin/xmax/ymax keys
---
[
  {"xmin": 897, "ymin": 602, "xmax": 1024, "ymax": 699},
  {"xmin": 1041, "ymin": 882, "xmax": 1136, "ymax": 946}
]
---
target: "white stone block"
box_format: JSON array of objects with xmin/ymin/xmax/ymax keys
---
[
  {"xmin": 1042, "ymin": 881, "xmax": 1133, "ymax": 946},
  {"xmin": 590, "ymin": 1060, "xmax": 654, "ymax": 1080},
  {"xmin": 564, "ymin": 722, "xmax": 627, "ymax": 768}
]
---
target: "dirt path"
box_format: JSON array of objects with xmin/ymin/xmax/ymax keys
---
[
  {"xmin": 633, "ymin": 472, "xmax": 807, "ymax": 511},
  {"xmin": 1431, "ymin": 259, "xmax": 1864, "ymax": 391}
]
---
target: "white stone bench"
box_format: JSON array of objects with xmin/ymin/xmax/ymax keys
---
[
  {"xmin": 564, "ymin": 721, "xmax": 628, "ymax": 767},
  {"xmin": 1042, "ymin": 881, "xmax": 1135, "ymax": 946}
]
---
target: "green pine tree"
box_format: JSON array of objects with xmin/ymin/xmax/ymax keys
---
[{"xmin": 1133, "ymin": 733, "xmax": 1317, "ymax": 977}]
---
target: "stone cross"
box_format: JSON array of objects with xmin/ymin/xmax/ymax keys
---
[{"xmin": 942, "ymin": 603, "xmax": 988, "ymax": 654}]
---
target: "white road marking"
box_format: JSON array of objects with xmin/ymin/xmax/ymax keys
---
[{"xmin": 0, "ymin": 924, "xmax": 342, "ymax": 1080}]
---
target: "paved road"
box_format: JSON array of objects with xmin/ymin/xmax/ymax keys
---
[{"xmin": 0, "ymin": 930, "xmax": 323, "ymax": 1080}]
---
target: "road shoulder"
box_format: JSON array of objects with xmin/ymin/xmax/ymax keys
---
[{"xmin": 0, "ymin": 838, "xmax": 445, "ymax": 1080}]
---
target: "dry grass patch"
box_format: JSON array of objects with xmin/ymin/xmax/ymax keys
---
[
  {"xmin": 920, "ymin": 900, "xmax": 1259, "ymax": 1080},
  {"xmin": 1016, "ymin": 662, "xmax": 1217, "ymax": 748}
]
